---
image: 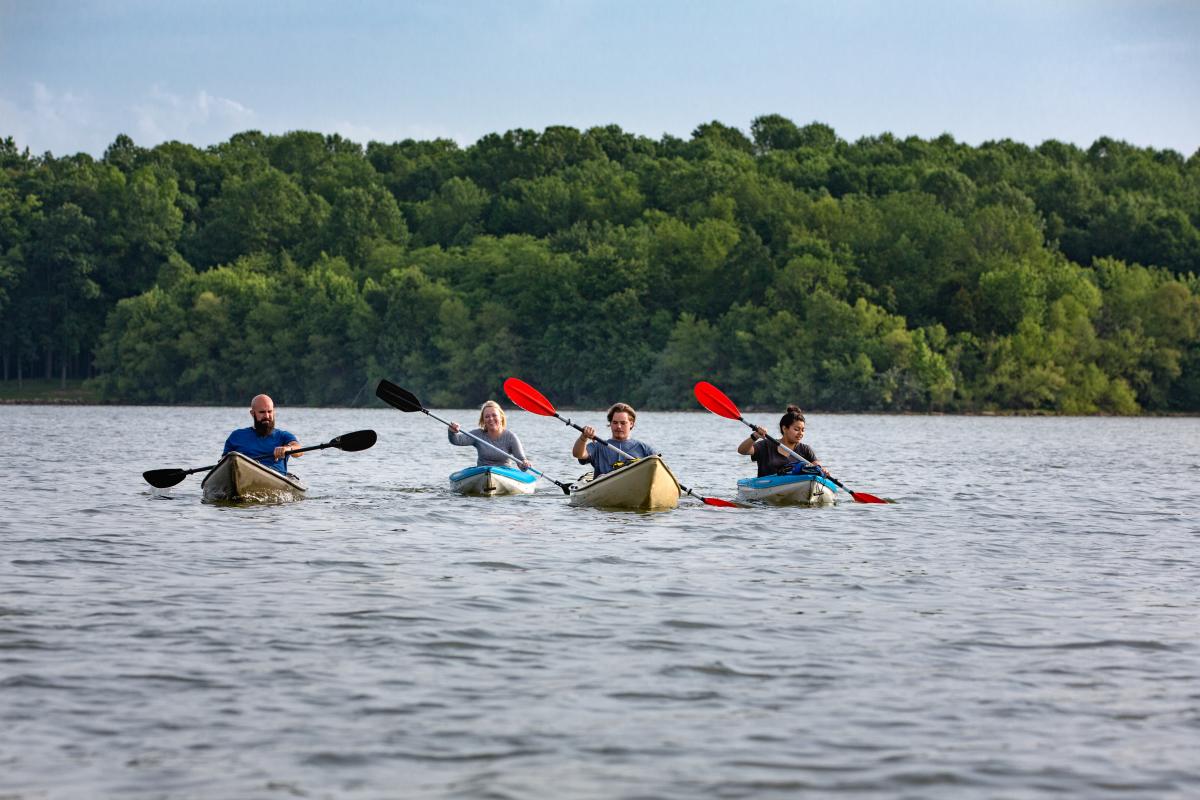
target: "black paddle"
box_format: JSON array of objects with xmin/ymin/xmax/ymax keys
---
[
  {"xmin": 375, "ymin": 379, "xmax": 572, "ymax": 495},
  {"xmin": 142, "ymin": 429, "xmax": 378, "ymax": 489}
]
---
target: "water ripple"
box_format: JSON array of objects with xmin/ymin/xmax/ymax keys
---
[{"xmin": 2, "ymin": 407, "xmax": 1199, "ymax": 798}]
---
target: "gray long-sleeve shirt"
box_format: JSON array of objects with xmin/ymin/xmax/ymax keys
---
[{"xmin": 448, "ymin": 427, "xmax": 528, "ymax": 467}]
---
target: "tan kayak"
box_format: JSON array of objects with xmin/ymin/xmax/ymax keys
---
[
  {"xmin": 569, "ymin": 455, "xmax": 681, "ymax": 511},
  {"xmin": 201, "ymin": 451, "xmax": 307, "ymax": 503}
]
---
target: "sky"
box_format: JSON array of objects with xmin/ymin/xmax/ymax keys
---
[{"xmin": 1, "ymin": 0, "xmax": 1197, "ymax": 158}]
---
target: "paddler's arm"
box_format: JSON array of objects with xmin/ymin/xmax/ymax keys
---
[
  {"xmin": 447, "ymin": 422, "xmax": 475, "ymax": 446},
  {"xmin": 801, "ymin": 442, "xmax": 820, "ymax": 466},
  {"xmin": 736, "ymin": 426, "xmax": 768, "ymax": 455},
  {"xmin": 510, "ymin": 434, "xmax": 532, "ymax": 470},
  {"xmin": 273, "ymin": 440, "xmax": 300, "ymax": 460},
  {"xmin": 572, "ymin": 426, "xmax": 596, "ymax": 460}
]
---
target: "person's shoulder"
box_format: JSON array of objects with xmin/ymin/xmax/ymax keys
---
[
  {"xmin": 224, "ymin": 427, "xmax": 251, "ymax": 450},
  {"xmin": 276, "ymin": 428, "xmax": 298, "ymax": 442}
]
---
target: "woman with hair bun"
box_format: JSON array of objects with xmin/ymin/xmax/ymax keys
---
[{"xmin": 736, "ymin": 405, "xmax": 820, "ymax": 477}]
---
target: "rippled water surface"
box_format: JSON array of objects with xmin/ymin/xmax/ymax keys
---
[{"xmin": 2, "ymin": 405, "xmax": 1199, "ymax": 799}]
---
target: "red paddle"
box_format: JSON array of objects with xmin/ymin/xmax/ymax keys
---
[
  {"xmin": 503, "ymin": 377, "xmax": 742, "ymax": 508},
  {"xmin": 694, "ymin": 381, "xmax": 893, "ymax": 504}
]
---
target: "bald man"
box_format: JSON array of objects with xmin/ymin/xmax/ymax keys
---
[{"xmin": 222, "ymin": 394, "xmax": 301, "ymax": 475}]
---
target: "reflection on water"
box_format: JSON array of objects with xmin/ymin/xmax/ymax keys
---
[{"xmin": 2, "ymin": 405, "xmax": 1199, "ymax": 798}]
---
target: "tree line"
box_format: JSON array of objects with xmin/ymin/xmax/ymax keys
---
[{"xmin": 1, "ymin": 114, "xmax": 1198, "ymax": 412}]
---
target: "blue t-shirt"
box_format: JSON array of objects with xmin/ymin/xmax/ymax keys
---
[
  {"xmin": 579, "ymin": 438, "xmax": 658, "ymax": 476},
  {"xmin": 223, "ymin": 427, "xmax": 299, "ymax": 475}
]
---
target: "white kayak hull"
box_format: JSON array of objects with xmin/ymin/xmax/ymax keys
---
[
  {"xmin": 569, "ymin": 455, "xmax": 681, "ymax": 511},
  {"xmin": 201, "ymin": 451, "xmax": 307, "ymax": 503},
  {"xmin": 737, "ymin": 473, "xmax": 839, "ymax": 506},
  {"xmin": 449, "ymin": 465, "xmax": 537, "ymax": 496}
]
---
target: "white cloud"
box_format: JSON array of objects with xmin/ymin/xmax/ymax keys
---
[
  {"xmin": 0, "ymin": 82, "xmax": 108, "ymax": 156},
  {"xmin": 132, "ymin": 84, "xmax": 255, "ymax": 148},
  {"xmin": 0, "ymin": 82, "xmax": 257, "ymax": 156}
]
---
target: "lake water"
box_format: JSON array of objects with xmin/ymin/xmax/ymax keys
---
[{"xmin": 2, "ymin": 404, "xmax": 1198, "ymax": 799}]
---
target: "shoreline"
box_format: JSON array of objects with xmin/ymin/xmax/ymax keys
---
[{"xmin": 2, "ymin": 398, "xmax": 1196, "ymax": 417}]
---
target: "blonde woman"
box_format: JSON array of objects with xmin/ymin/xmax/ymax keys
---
[{"xmin": 449, "ymin": 401, "xmax": 531, "ymax": 469}]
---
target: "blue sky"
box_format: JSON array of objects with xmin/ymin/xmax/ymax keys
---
[{"xmin": 2, "ymin": 0, "xmax": 1197, "ymax": 157}]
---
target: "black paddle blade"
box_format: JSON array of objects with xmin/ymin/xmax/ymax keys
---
[
  {"xmin": 375, "ymin": 379, "xmax": 424, "ymax": 412},
  {"xmin": 330, "ymin": 429, "xmax": 377, "ymax": 452},
  {"xmin": 143, "ymin": 468, "xmax": 187, "ymax": 488}
]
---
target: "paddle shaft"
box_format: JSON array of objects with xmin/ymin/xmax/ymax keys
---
[
  {"xmin": 230, "ymin": 434, "xmax": 365, "ymax": 463},
  {"xmin": 501, "ymin": 377, "xmax": 739, "ymax": 508},
  {"xmin": 143, "ymin": 429, "xmax": 375, "ymax": 488},
  {"xmin": 563, "ymin": 414, "xmax": 740, "ymax": 507},
  {"xmin": 559, "ymin": 413, "xmax": 636, "ymax": 460},
  {"xmin": 738, "ymin": 418, "xmax": 815, "ymax": 467},
  {"xmin": 153, "ymin": 444, "xmax": 306, "ymax": 484},
  {"xmin": 176, "ymin": 463, "xmax": 219, "ymax": 478},
  {"xmin": 739, "ymin": 417, "xmax": 872, "ymax": 498},
  {"xmin": 692, "ymin": 380, "xmax": 889, "ymax": 504},
  {"xmin": 426, "ymin": 408, "xmax": 571, "ymax": 493},
  {"xmin": 375, "ymin": 379, "xmax": 570, "ymax": 493}
]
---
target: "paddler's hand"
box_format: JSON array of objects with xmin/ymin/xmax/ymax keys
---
[
  {"xmin": 274, "ymin": 443, "xmax": 298, "ymax": 459},
  {"xmin": 520, "ymin": 459, "xmax": 532, "ymax": 470},
  {"xmin": 449, "ymin": 422, "xmax": 460, "ymax": 433},
  {"xmin": 572, "ymin": 428, "xmax": 594, "ymax": 459}
]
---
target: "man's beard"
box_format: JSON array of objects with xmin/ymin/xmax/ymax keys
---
[{"xmin": 254, "ymin": 418, "xmax": 275, "ymax": 436}]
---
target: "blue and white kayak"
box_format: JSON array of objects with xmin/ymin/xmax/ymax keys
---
[
  {"xmin": 737, "ymin": 473, "xmax": 839, "ymax": 505},
  {"xmin": 449, "ymin": 465, "xmax": 538, "ymax": 497}
]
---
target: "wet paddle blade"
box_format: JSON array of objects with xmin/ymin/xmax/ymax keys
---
[
  {"xmin": 503, "ymin": 377, "xmax": 558, "ymax": 417},
  {"xmin": 680, "ymin": 485, "xmax": 744, "ymax": 508},
  {"xmin": 329, "ymin": 429, "xmax": 377, "ymax": 452},
  {"xmin": 143, "ymin": 468, "xmax": 187, "ymax": 488},
  {"xmin": 700, "ymin": 495, "xmax": 742, "ymax": 508},
  {"xmin": 850, "ymin": 490, "xmax": 893, "ymax": 504},
  {"xmin": 375, "ymin": 379, "xmax": 424, "ymax": 413},
  {"xmin": 693, "ymin": 381, "xmax": 743, "ymax": 421}
]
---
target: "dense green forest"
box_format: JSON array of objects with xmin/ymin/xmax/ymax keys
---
[{"xmin": 2, "ymin": 115, "xmax": 1198, "ymax": 411}]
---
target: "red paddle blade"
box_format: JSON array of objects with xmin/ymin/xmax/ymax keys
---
[
  {"xmin": 693, "ymin": 381, "xmax": 742, "ymax": 421},
  {"xmin": 503, "ymin": 377, "xmax": 558, "ymax": 417},
  {"xmin": 701, "ymin": 495, "xmax": 742, "ymax": 508},
  {"xmin": 850, "ymin": 491, "xmax": 892, "ymax": 504}
]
